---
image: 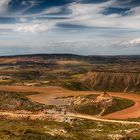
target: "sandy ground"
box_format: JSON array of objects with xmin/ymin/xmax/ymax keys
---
[{"xmin": 0, "ymin": 85, "xmax": 140, "ymax": 119}]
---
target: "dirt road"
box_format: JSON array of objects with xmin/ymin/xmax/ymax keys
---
[
  {"xmin": 67, "ymin": 113, "xmax": 140, "ymax": 125},
  {"xmin": 0, "ymin": 85, "xmax": 140, "ymax": 119},
  {"xmin": 0, "ymin": 111, "xmax": 47, "ymax": 120},
  {"xmin": 0, "ymin": 111, "xmax": 140, "ymax": 126}
]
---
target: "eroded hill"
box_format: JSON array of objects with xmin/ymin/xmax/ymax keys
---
[
  {"xmin": 63, "ymin": 93, "xmax": 134, "ymax": 116},
  {"xmin": 78, "ymin": 72, "xmax": 140, "ymax": 92}
]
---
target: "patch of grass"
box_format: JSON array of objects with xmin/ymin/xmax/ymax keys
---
[
  {"xmin": 103, "ymin": 97, "xmax": 135, "ymax": 115},
  {"xmin": 13, "ymin": 70, "xmax": 41, "ymax": 81},
  {"xmin": 127, "ymin": 117, "xmax": 140, "ymax": 122},
  {"xmin": 71, "ymin": 74, "xmax": 84, "ymax": 78},
  {"xmin": 63, "ymin": 81, "xmax": 88, "ymax": 91},
  {"xmin": 73, "ymin": 104, "xmax": 102, "ymax": 115},
  {"xmin": 0, "ymin": 90, "xmax": 46, "ymax": 111},
  {"xmin": 0, "ymin": 80, "xmax": 14, "ymax": 85},
  {"xmin": 0, "ymin": 120, "xmax": 66, "ymax": 140}
]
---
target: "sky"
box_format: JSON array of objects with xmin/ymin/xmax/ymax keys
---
[{"xmin": 0, "ymin": 0, "xmax": 140, "ymax": 55}]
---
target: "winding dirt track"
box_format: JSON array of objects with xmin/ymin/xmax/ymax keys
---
[{"xmin": 0, "ymin": 85, "xmax": 140, "ymax": 119}]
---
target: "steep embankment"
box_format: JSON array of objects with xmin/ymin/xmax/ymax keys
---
[{"xmin": 79, "ymin": 72, "xmax": 140, "ymax": 92}]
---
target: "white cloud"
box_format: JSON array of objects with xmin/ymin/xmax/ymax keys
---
[
  {"xmin": 42, "ymin": 6, "xmax": 63, "ymax": 15},
  {"xmin": 14, "ymin": 22, "xmax": 55, "ymax": 32},
  {"xmin": 126, "ymin": 6, "xmax": 140, "ymax": 16},
  {"xmin": 121, "ymin": 38, "xmax": 140, "ymax": 47},
  {"xmin": 0, "ymin": 0, "xmax": 11, "ymax": 12},
  {"xmin": 128, "ymin": 38, "xmax": 140, "ymax": 45},
  {"xmin": 57, "ymin": 0, "xmax": 140, "ymax": 30},
  {"xmin": 15, "ymin": 24, "xmax": 46, "ymax": 32}
]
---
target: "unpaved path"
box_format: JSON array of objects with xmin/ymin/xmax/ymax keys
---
[
  {"xmin": 0, "ymin": 111, "xmax": 47, "ymax": 120},
  {"xmin": 0, "ymin": 85, "xmax": 140, "ymax": 119},
  {"xmin": 0, "ymin": 111, "xmax": 140, "ymax": 126},
  {"xmin": 67, "ymin": 113, "xmax": 140, "ymax": 125}
]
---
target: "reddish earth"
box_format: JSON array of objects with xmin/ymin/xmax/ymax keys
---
[{"xmin": 0, "ymin": 85, "xmax": 140, "ymax": 119}]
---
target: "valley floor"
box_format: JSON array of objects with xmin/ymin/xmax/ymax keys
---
[{"xmin": 0, "ymin": 85, "xmax": 140, "ymax": 120}]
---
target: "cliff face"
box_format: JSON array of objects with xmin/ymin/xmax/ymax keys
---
[{"xmin": 79, "ymin": 72, "xmax": 140, "ymax": 92}]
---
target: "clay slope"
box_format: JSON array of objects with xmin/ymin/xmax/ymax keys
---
[{"xmin": 79, "ymin": 72, "xmax": 140, "ymax": 92}]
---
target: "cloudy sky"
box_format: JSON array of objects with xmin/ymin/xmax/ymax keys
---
[{"xmin": 0, "ymin": 0, "xmax": 140, "ymax": 55}]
